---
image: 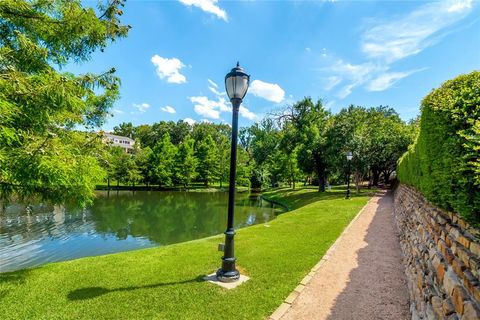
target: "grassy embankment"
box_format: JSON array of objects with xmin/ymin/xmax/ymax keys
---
[{"xmin": 0, "ymin": 186, "xmax": 372, "ymax": 319}]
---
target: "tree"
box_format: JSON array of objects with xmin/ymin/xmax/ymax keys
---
[
  {"xmin": 283, "ymin": 98, "xmax": 330, "ymax": 192},
  {"xmin": 134, "ymin": 146, "xmax": 153, "ymax": 186},
  {"xmin": 0, "ymin": 0, "xmax": 129, "ymax": 205},
  {"xmin": 107, "ymin": 147, "xmax": 140, "ymax": 187},
  {"xmin": 150, "ymin": 133, "xmax": 177, "ymax": 187},
  {"xmin": 113, "ymin": 122, "xmax": 135, "ymax": 139},
  {"xmin": 278, "ymin": 123, "xmax": 301, "ymax": 189},
  {"xmin": 174, "ymin": 137, "xmax": 197, "ymax": 188},
  {"xmin": 326, "ymin": 105, "xmax": 413, "ymax": 189},
  {"xmin": 242, "ymin": 118, "xmax": 281, "ymax": 189},
  {"xmin": 217, "ymin": 135, "xmax": 230, "ymax": 188},
  {"xmin": 196, "ymin": 135, "xmax": 219, "ymax": 186}
]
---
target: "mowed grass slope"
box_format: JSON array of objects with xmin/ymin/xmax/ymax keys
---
[{"xmin": 0, "ymin": 187, "xmax": 371, "ymax": 320}]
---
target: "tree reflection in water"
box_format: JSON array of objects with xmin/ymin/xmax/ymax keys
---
[{"xmin": 0, "ymin": 191, "xmax": 284, "ymax": 272}]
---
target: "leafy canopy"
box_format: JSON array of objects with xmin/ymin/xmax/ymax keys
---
[{"xmin": 0, "ymin": 0, "xmax": 129, "ymax": 205}]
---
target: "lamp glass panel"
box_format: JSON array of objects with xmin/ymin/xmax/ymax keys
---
[
  {"xmin": 225, "ymin": 76, "xmax": 236, "ymax": 100},
  {"xmin": 234, "ymin": 75, "xmax": 249, "ymax": 99}
]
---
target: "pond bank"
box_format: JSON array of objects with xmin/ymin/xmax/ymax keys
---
[
  {"xmin": 1, "ymin": 191, "xmax": 282, "ymax": 272},
  {"xmin": 0, "ymin": 186, "xmax": 371, "ymax": 320}
]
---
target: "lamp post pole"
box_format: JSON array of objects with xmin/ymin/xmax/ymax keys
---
[
  {"xmin": 217, "ymin": 63, "xmax": 249, "ymax": 283},
  {"xmin": 346, "ymin": 151, "xmax": 352, "ymax": 199},
  {"xmin": 217, "ymin": 98, "xmax": 241, "ymax": 282},
  {"xmin": 346, "ymin": 160, "xmax": 351, "ymax": 199}
]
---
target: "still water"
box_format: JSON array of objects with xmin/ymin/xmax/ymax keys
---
[{"xmin": 0, "ymin": 191, "xmax": 285, "ymax": 272}]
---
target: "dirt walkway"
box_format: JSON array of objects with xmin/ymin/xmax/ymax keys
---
[{"xmin": 281, "ymin": 191, "xmax": 410, "ymax": 320}]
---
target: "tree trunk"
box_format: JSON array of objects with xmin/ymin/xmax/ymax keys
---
[
  {"xmin": 383, "ymin": 170, "xmax": 390, "ymax": 185},
  {"xmin": 316, "ymin": 159, "xmax": 326, "ymax": 192},
  {"xmin": 318, "ymin": 174, "xmax": 326, "ymax": 192},
  {"xmin": 107, "ymin": 178, "xmax": 110, "ymax": 189},
  {"xmin": 372, "ymin": 168, "xmax": 380, "ymax": 186},
  {"xmin": 117, "ymin": 180, "xmax": 119, "ymax": 187},
  {"xmin": 354, "ymin": 171, "xmax": 362, "ymax": 193},
  {"xmin": 289, "ymin": 160, "xmax": 295, "ymax": 190}
]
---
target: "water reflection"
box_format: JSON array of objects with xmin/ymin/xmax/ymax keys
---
[{"xmin": 0, "ymin": 191, "xmax": 284, "ymax": 272}]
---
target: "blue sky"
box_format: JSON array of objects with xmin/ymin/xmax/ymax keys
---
[{"xmin": 73, "ymin": 0, "xmax": 480, "ymax": 130}]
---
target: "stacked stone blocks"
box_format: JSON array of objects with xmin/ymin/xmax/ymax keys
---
[{"xmin": 394, "ymin": 185, "xmax": 480, "ymax": 320}]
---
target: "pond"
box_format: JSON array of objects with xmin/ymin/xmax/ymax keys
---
[{"xmin": 0, "ymin": 191, "xmax": 285, "ymax": 273}]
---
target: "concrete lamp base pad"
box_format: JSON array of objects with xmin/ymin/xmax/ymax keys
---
[{"xmin": 204, "ymin": 273, "xmax": 250, "ymax": 289}]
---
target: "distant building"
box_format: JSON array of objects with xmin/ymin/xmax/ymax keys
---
[{"xmin": 103, "ymin": 133, "xmax": 135, "ymax": 153}]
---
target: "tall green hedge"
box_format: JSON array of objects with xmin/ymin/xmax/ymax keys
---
[{"xmin": 397, "ymin": 71, "xmax": 480, "ymax": 223}]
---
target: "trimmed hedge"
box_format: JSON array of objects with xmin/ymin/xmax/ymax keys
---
[{"xmin": 397, "ymin": 71, "xmax": 480, "ymax": 223}]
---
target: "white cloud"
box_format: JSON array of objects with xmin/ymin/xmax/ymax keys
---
[
  {"xmin": 367, "ymin": 70, "xmax": 422, "ymax": 92},
  {"xmin": 249, "ymin": 80, "xmax": 285, "ymax": 103},
  {"xmin": 329, "ymin": 60, "xmax": 380, "ymax": 80},
  {"xmin": 239, "ymin": 106, "xmax": 256, "ymax": 120},
  {"xmin": 161, "ymin": 105, "xmax": 176, "ymax": 114},
  {"xmin": 336, "ymin": 84, "xmax": 357, "ymax": 100},
  {"xmin": 133, "ymin": 103, "xmax": 150, "ymax": 113},
  {"xmin": 191, "ymin": 95, "xmax": 230, "ymax": 112},
  {"xmin": 361, "ymin": 0, "xmax": 474, "ymax": 63},
  {"xmin": 151, "ymin": 55, "xmax": 187, "ymax": 84},
  {"xmin": 318, "ymin": 0, "xmax": 474, "ymax": 99},
  {"xmin": 194, "ymin": 104, "xmax": 220, "ymax": 119},
  {"xmin": 207, "ymin": 79, "xmax": 218, "ymax": 88},
  {"xmin": 183, "ymin": 118, "xmax": 196, "ymax": 125},
  {"xmin": 178, "ymin": 0, "xmax": 228, "ymax": 21},
  {"xmin": 324, "ymin": 76, "xmax": 342, "ymax": 91},
  {"xmin": 189, "ymin": 79, "xmax": 258, "ymax": 121},
  {"xmin": 207, "ymin": 79, "xmax": 226, "ymax": 96},
  {"xmin": 321, "ymin": 48, "xmax": 327, "ymax": 57},
  {"xmin": 190, "ymin": 96, "xmax": 228, "ymax": 119},
  {"xmin": 448, "ymin": 0, "xmax": 473, "ymax": 13},
  {"xmin": 113, "ymin": 109, "xmax": 124, "ymax": 114},
  {"xmin": 200, "ymin": 119, "xmax": 212, "ymax": 123},
  {"xmin": 325, "ymin": 59, "xmax": 382, "ymax": 98},
  {"xmin": 209, "ymin": 86, "xmax": 224, "ymax": 96}
]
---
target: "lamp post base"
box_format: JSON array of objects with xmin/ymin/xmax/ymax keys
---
[{"xmin": 216, "ymin": 268, "xmax": 240, "ymax": 283}]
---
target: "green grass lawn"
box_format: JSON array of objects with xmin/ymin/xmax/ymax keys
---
[{"xmin": 0, "ymin": 187, "xmax": 372, "ymax": 319}]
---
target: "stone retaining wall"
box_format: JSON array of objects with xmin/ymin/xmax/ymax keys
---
[{"xmin": 394, "ymin": 184, "xmax": 480, "ymax": 320}]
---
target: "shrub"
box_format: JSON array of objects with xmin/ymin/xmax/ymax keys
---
[{"xmin": 397, "ymin": 71, "xmax": 480, "ymax": 223}]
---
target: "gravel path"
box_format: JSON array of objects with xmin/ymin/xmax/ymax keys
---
[{"xmin": 281, "ymin": 191, "xmax": 410, "ymax": 320}]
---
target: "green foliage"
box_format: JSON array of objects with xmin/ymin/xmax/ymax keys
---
[
  {"xmin": 113, "ymin": 122, "xmax": 135, "ymax": 139},
  {"xmin": 195, "ymin": 135, "xmax": 219, "ymax": 186},
  {"xmin": 0, "ymin": 0, "xmax": 128, "ymax": 205},
  {"xmin": 134, "ymin": 146, "xmax": 154, "ymax": 185},
  {"xmin": 287, "ymin": 97, "xmax": 330, "ymax": 191},
  {"xmin": 106, "ymin": 102, "xmax": 413, "ymax": 193},
  {"xmin": 150, "ymin": 133, "xmax": 177, "ymax": 187},
  {"xmin": 326, "ymin": 105, "xmax": 413, "ymax": 189},
  {"xmin": 174, "ymin": 136, "xmax": 198, "ymax": 187},
  {"xmin": 397, "ymin": 71, "xmax": 480, "ymax": 222}
]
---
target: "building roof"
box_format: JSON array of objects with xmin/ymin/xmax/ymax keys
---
[{"xmin": 104, "ymin": 133, "xmax": 135, "ymax": 143}]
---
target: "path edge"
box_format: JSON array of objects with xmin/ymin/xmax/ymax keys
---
[{"xmin": 268, "ymin": 192, "xmax": 383, "ymax": 320}]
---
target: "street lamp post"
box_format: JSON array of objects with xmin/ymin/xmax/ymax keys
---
[
  {"xmin": 346, "ymin": 151, "xmax": 353, "ymax": 199},
  {"xmin": 216, "ymin": 62, "xmax": 250, "ymax": 283}
]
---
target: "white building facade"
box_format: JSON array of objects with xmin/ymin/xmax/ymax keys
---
[{"xmin": 103, "ymin": 133, "xmax": 135, "ymax": 153}]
